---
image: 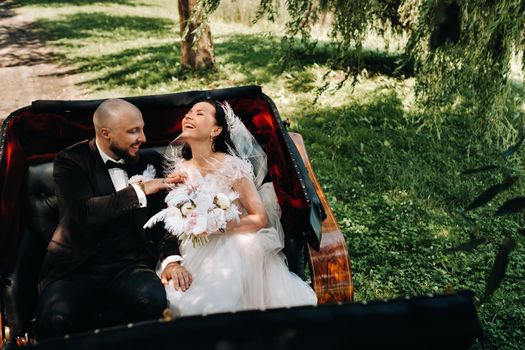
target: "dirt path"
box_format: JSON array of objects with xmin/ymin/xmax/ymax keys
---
[{"xmin": 0, "ymin": 1, "xmax": 86, "ymax": 123}]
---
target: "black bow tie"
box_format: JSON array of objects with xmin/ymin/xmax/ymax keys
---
[{"xmin": 105, "ymin": 160, "xmax": 127, "ymax": 171}]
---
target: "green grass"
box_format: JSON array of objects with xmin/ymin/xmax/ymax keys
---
[{"xmin": 15, "ymin": 0, "xmax": 525, "ymax": 348}]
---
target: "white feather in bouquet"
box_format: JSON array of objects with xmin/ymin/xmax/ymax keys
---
[{"xmin": 144, "ymin": 177, "xmax": 241, "ymax": 247}]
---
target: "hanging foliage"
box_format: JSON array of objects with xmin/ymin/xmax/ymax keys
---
[
  {"xmin": 405, "ymin": 0, "xmax": 525, "ymax": 144},
  {"xmin": 196, "ymin": 0, "xmax": 525, "ymax": 143}
]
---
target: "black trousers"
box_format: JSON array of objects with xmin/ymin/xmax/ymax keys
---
[{"xmin": 35, "ymin": 259, "xmax": 167, "ymax": 340}]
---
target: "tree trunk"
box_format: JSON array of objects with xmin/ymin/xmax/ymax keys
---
[{"xmin": 178, "ymin": 0, "xmax": 215, "ymax": 70}]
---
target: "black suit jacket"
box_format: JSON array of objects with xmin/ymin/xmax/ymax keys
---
[{"xmin": 38, "ymin": 139, "xmax": 180, "ymax": 293}]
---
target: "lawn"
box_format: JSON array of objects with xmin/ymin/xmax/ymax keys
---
[{"xmin": 11, "ymin": 0, "xmax": 525, "ymax": 348}]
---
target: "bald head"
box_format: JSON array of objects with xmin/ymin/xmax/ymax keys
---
[
  {"xmin": 93, "ymin": 98, "xmax": 142, "ymax": 133},
  {"xmin": 94, "ymin": 98, "xmax": 146, "ymax": 162}
]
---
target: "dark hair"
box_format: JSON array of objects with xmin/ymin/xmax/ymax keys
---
[{"xmin": 181, "ymin": 99, "xmax": 238, "ymax": 160}]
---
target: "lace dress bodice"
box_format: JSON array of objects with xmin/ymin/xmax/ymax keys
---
[{"xmin": 173, "ymin": 154, "xmax": 255, "ymax": 196}]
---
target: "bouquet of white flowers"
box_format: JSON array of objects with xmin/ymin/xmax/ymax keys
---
[{"xmin": 144, "ymin": 178, "xmax": 241, "ymax": 246}]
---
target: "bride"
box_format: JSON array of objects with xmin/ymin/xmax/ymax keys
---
[{"xmin": 150, "ymin": 99, "xmax": 317, "ymax": 316}]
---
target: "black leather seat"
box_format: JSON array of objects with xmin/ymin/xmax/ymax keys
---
[
  {"xmin": 3, "ymin": 162, "xmax": 54, "ymax": 340},
  {"xmin": 3, "ymin": 159, "xmax": 128, "ymax": 340}
]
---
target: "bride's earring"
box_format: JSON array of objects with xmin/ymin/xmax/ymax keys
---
[{"xmin": 210, "ymin": 135, "xmax": 216, "ymax": 151}]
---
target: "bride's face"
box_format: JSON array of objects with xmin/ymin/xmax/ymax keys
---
[{"xmin": 182, "ymin": 102, "xmax": 222, "ymax": 142}]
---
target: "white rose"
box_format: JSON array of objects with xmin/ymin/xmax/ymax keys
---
[
  {"xmin": 180, "ymin": 201, "xmax": 195, "ymax": 217},
  {"xmin": 214, "ymin": 193, "xmax": 231, "ymax": 210},
  {"xmin": 207, "ymin": 208, "xmax": 226, "ymax": 233}
]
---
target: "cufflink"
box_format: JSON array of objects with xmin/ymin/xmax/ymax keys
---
[{"xmin": 138, "ymin": 180, "xmax": 146, "ymax": 194}]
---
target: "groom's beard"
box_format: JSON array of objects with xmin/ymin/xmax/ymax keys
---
[{"xmin": 109, "ymin": 142, "xmax": 140, "ymax": 165}]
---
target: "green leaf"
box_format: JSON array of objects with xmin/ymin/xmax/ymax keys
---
[
  {"xmin": 500, "ymin": 136, "xmax": 524, "ymax": 158},
  {"xmin": 460, "ymin": 165, "xmax": 498, "ymax": 175},
  {"xmin": 465, "ymin": 177, "xmax": 517, "ymax": 211},
  {"xmin": 444, "ymin": 238, "xmax": 486, "ymax": 253},
  {"xmin": 496, "ymin": 197, "xmax": 525, "ymax": 216},
  {"xmin": 482, "ymin": 238, "xmax": 517, "ymax": 304}
]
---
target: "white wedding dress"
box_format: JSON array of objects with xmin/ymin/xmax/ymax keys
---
[{"xmin": 162, "ymin": 155, "xmax": 317, "ymax": 316}]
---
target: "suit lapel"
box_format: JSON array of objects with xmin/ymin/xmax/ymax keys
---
[
  {"xmin": 134, "ymin": 207, "xmax": 149, "ymax": 241},
  {"xmin": 127, "ymin": 161, "xmax": 147, "ymax": 177},
  {"xmin": 132, "ymin": 152, "xmax": 154, "ymax": 244},
  {"xmin": 89, "ymin": 140, "xmax": 157, "ymax": 253},
  {"xmin": 89, "ymin": 139, "xmax": 116, "ymax": 194}
]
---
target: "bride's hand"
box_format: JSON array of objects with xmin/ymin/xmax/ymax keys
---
[
  {"xmin": 160, "ymin": 262, "xmax": 192, "ymax": 292},
  {"xmin": 141, "ymin": 173, "xmax": 187, "ymax": 195},
  {"xmin": 167, "ymin": 171, "xmax": 188, "ymax": 183}
]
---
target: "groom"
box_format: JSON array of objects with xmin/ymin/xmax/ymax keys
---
[{"xmin": 35, "ymin": 99, "xmax": 191, "ymax": 339}]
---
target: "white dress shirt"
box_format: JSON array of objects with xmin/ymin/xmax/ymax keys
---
[
  {"xmin": 95, "ymin": 140, "xmax": 147, "ymax": 207},
  {"xmin": 96, "ymin": 140, "xmax": 183, "ymax": 268}
]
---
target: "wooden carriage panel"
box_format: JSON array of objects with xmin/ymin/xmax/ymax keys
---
[{"xmin": 289, "ymin": 132, "xmax": 354, "ymax": 303}]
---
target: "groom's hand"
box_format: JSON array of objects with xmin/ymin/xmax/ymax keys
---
[
  {"xmin": 161, "ymin": 262, "xmax": 192, "ymax": 292},
  {"xmin": 142, "ymin": 173, "xmax": 186, "ymax": 195}
]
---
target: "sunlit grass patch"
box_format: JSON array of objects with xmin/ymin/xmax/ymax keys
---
[{"xmin": 38, "ymin": 13, "xmax": 174, "ymax": 44}]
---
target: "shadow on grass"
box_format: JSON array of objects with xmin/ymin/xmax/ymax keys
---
[
  {"xmin": 74, "ymin": 43, "xmax": 184, "ymax": 90},
  {"xmin": 0, "ymin": 20, "xmax": 52, "ymax": 67},
  {"xmin": 10, "ymin": 0, "xmax": 143, "ymax": 7},
  {"xmin": 214, "ymin": 34, "xmax": 283, "ymax": 84},
  {"xmin": 215, "ymin": 34, "xmax": 413, "ymax": 84},
  {"xmin": 221, "ymin": 34, "xmax": 411, "ymax": 71},
  {"xmin": 38, "ymin": 12, "xmax": 173, "ymax": 41},
  {"xmin": 0, "ymin": 1, "xmax": 16, "ymax": 19},
  {"xmin": 71, "ymin": 34, "xmax": 291, "ymax": 91},
  {"xmin": 39, "ymin": 15, "xmax": 413, "ymax": 92},
  {"xmin": 65, "ymin": 34, "xmax": 282, "ymax": 91},
  {"xmin": 283, "ymin": 40, "xmax": 414, "ymax": 78},
  {"xmin": 291, "ymin": 89, "xmax": 496, "ymax": 274},
  {"xmin": 293, "ymin": 89, "xmax": 475, "ymax": 207},
  {"xmin": 71, "ymin": 34, "xmax": 415, "ymax": 91},
  {"xmin": 38, "ymin": 13, "xmax": 173, "ymax": 42},
  {"xmin": 221, "ymin": 34, "xmax": 415, "ymax": 86}
]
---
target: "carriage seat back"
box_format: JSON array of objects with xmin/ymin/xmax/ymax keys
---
[{"xmin": 3, "ymin": 161, "xmax": 55, "ymax": 340}]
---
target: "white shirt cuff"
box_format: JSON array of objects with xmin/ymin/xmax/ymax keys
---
[
  {"xmin": 160, "ymin": 255, "xmax": 184, "ymax": 271},
  {"xmin": 131, "ymin": 184, "xmax": 147, "ymax": 208}
]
